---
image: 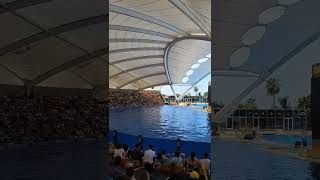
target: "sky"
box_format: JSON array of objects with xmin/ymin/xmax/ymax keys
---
[{"xmin": 160, "ymin": 74, "xmax": 210, "ymax": 96}]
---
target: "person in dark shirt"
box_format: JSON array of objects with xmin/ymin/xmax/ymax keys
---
[
  {"xmin": 131, "ymin": 144, "xmax": 143, "ymax": 163},
  {"xmin": 111, "ymin": 156, "xmax": 125, "ymax": 179},
  {"xmin": 187, "ymin": 152, "xmax": 200, "ymax": 171}
]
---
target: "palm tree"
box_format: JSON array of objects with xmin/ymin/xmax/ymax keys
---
[
  {"xmin": 297, "ymin": 95, "xmax": 311, "ymax": 109},
  {"xmin": 194, "ymin": 86, "xmax": 199, "ymax": 95},
  {"xmin": 297, "ymin": 95, "xmax": 311, "ymax": 129},
  {"xmin": 266, "ymin": 78, "xmax": 280, "ymax": 109},
  {"xmin": 278, "ymin": 96, "xmax": 289, "ymax": 109}
]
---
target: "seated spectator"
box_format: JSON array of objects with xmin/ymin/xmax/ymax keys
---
[
  {"xmin": 189, "ymin": 168, "xmax": 200, "ymax": 179},
  {"xmin": 126, "ymin": 166, "xmax": 136, "ymax": 180},
  {"xmin": 187, "ymin": 152, "xmax": 200, "ymax": 171},
  {"xmin": 170, "ymin": 151, "xmax": 183, "ymax": 167},
  {"xmin": 115, "ymin": 175, "xmax": 130, "ymax": 180},
  {"xmin": 134, "ymin": 166, "xmax": 150, "ymax": 180},
  {"xmin": 111, "ymin": 156, "xmax": 125, "ymax": 179},
  {"xmin": 165, "ymin": 162, "xmax": 188, "ymax": 180},
  {"xmin": 199, "ymin": 152, "xmax": 210, "ymax": 175},
  {"xmin": 114, "ymin": 144, "xmax": 125, "ymax": 158}
]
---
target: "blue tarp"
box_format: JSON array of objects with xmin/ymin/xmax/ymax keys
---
[{"xmin": 109, "ymin": 132, "xmax": 211, "ymax": 158}]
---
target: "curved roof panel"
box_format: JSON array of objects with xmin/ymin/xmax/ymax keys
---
[
  {"xmin": 212, "ymin": 0, "xmax": 320, "ymax": 121},
  {"xmin": 0, "ymin": 0, "xmax": 107, "ymax": 89},
  {"xmin": 213, "ymin": 0, "xmax": 320, "ymax": 76},
  {"xmin": 238, "ymin": 0, "xmax": 320, "ymax": 73},
  {"xmin": 109, "ymin": 0, "xmax": 212, "ymax": 91},
  {"xmin": 167, "ymin": 39, "xmax": 211, "ymax": 85}
]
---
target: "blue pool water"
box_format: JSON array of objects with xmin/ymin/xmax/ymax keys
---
[
  {"xmin": 263, "ymin": 134, "xmax": 312, "ymax": 145},
  {"xmin": 212, "ymin": 139, "xmax": 320, "ymax": 180},
  {"xmin": 109, "ymin": 105, "xmax": 211, "ymax": 143},
  {"xmin": 191, "ymin": 103, "xmax": 208, "ymax": 109}
]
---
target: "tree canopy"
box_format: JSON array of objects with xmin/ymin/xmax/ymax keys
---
[{"xmin": 266, "ymin": 78, "xmax": 280, "ymax": 108}]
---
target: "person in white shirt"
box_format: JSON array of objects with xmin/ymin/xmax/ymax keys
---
[
  {"xmin": 143, "ymin": 145, "xmax": 156, "ymax": 164},
  {"xmin": 199, "ymin": 152, "xmax": 210, "ymax": 174},
  {"xmin": 114, "ymin": 144, "xmax": 125, "ymax": 158}
]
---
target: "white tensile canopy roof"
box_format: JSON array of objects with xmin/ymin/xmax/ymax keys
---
[
  {"xmin": 2, "ymin": 0, "xmax": 317, "ymax": 95},
  {"xmin": 109, "ymin": 0, "xmax": 320, "ymax": 96},
  {"xmin": 0, "ymin": 0, "xmax": 106, "ymax": 90},
  {"xmin": 109, "ymin": 0, "xmax": 211, "ymax": 92},
  {"xmin": 213, "ymin": 0, "xmax": 320, "ymax": 120},
  {"xmin": 213, "ymin": 0, "xmax": 320, "ymax": 75}
]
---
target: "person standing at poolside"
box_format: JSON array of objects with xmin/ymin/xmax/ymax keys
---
[
  {"xmin": 143, "ymin": 145, "xmax": 156, "ymax": 175},
  {"xmin": 113, "ymin": 130, "xmax": 119, "ymax": 146},
  {"xmin": 176, "ymin": 138, "xmax": 181, "ymax": 151},
  {"xmin": 143, "ymin": 145, "xmax": 156, "ymax": 165},
  {"xmin": 131, "ymin": 144, "xmax": 143, "ymax": 165}
]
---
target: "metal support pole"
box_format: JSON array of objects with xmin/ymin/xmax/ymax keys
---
[
  {"xmin": 292, "ymin": 118, "xmax": 294, "ymax": 131},
  {"xmin": 170, "ymin": 85, "xmax": 179, "ymax": 105},
  {"xmin": 253, "ymin": 118, "xmax": 255, "ymax": 128},
  {"xmin": 232, "ymin": 118, "xmax": 234, "ymax": 129}
]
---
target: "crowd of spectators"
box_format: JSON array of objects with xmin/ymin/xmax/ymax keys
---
[
  {"xmin": 107, "ymin": 89, "xmax": 164, "ymax": 107},
  {"xmin": 109, "ymin": 143, "xmax": 210, "ymax": 180},
  {"xmin": 0, "ymin": 96, "xmax": 107, "ymax": 144}
]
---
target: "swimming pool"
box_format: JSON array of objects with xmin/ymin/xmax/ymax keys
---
[
  {"xmin": 191, "ymin": 103, "xmax": 208, "ymax": 109},
  {"xmin": 212, "ymin": 139, "xmax": 319, "ymax": 179},
  {"xmin": 109, "ymin": 105, "xmax": 211, "ymax": 143},
  {"xmin": 263, "ymin": 134, "xmax": 312, "ymax": 145}
]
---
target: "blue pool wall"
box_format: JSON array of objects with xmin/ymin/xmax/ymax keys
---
[{"xmin": 109, "ymin": 132, "xmax": 211, "ymax": 159}]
